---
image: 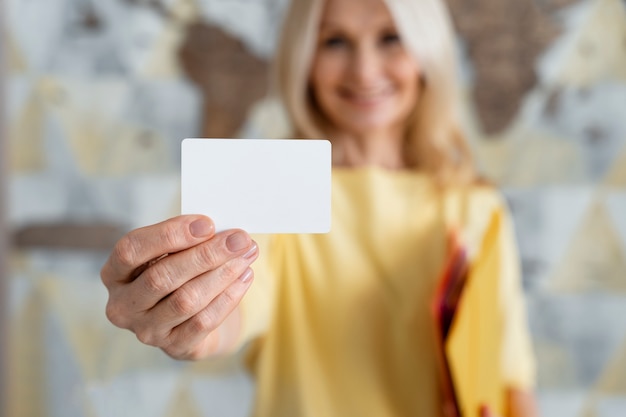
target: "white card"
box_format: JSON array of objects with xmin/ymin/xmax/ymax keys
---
[{"xmin": 181, "ymin": 138, "xmax": 331, "ymax": 233}]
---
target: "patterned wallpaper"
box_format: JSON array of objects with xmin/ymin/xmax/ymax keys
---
[{"xmin": 5, "ymin": 0, "xmax": 626, "ymax": 416}]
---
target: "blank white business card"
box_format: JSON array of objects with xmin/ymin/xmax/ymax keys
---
[{"xmin": 181, "ymin": 138, "xmax": 331, "ymax": 233}]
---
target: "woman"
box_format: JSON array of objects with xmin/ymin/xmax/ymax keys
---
[{"xmin": 101, "ymin": 0, "xmax": 539, "ymax": 415}]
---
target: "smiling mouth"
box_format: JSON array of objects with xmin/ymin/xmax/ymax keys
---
[{"xmin": 341, "ymin": 89, "xmax": 392, "ymax": 106}]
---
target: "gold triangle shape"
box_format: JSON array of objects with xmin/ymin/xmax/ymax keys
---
[
  {"xmin": 6, "ymin": 31, "xmax": 28, "ymax": 73},
  {"xmin": 593, "ymin": 341, "xmax": 626, "ymax": 395},
  {"xmin": 9, "ymin": 285, "xmax": 48, "ymax": 417},
  {"xmin": 170, "ymin": 0, "xmax": 201, "ymax": 23},
  {"xmin": 39, "ymin": 275, "xmax": 177, "ymax": 380},
  {"xmin": 505, "ymin": 133, "xmax": 584, "ymax": 186},
  {"xmin": 555, "ymin": 0, "xmax": 626, "ymax": 85},
  {"xmin": 580, "ymin": 407, "xmax": 599, "ymax": 417},
  {"xmin": 141, "ymin": 26, "xmax": 184, "ymax": 79},
  {"xmin": 42, "ymin": 84, "xmax": 108, "ymax": 175},
  {"xmin": 580, "ymin": 341, "xmax": 626, "ymax": 416},
  {"xmin": 140, "ymin": 0, "xmax": 201, "ymax": 78},
  {"xmin": 9, "ymin": 89, "xmax": 45, "ymax": 172},
  {"xmin": 163, "ymin": 384, "xmax": 204, "ymax": 417},
  {"xmin": 549, "ymin": 199, "xmax": 626, "ymax": 292},
  {"xmin": 37, "ymin": 277, "xmax": 111, "ymax": 380},
  {"xmin": 101, "ymin": 126, "xmax": 173, "ymax": 175},
  {"xmin": 603, "ymin": 146, "xmax": 626, "ymax": 186}
]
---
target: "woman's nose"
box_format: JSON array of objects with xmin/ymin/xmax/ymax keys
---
[{"xmin": 349, "ymin": 45, "xmax": 383, "ymax": 86}]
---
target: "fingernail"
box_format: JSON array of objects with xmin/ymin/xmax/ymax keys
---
[
  {"xmin": 189, "ymin": 218, "xmax": 214, "ymax": 238},
  {"xmin": 226, "ymin": 231, "xmax": 250, "ymax": 252},
  {"xmin": 239, "ymin": 268, "xmax": 253, "ymax": 283},
  {"xmin": 242, "ymin": 242, "xmax": 258, "ymax": 259}
]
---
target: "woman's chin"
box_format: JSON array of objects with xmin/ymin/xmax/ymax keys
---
[{"xmin": 335, "ymin": 119, "xmax": 397, "ymax": 136}]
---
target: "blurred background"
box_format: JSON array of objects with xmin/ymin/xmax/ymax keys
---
[{"xmin": 2, "ymin": 0, "xmax": 626, "ymax": 416}]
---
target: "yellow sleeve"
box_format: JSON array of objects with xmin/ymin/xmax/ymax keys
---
[
  {"xmin": 498, "ymin": 202, "xmax": 537, "ymax": 390},
  {"xmin": 234, "ymin": 233, "xmax": 278, "ymax": 351}
]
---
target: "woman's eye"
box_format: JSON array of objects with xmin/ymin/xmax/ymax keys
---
[
  {"xmin": 381, "ymin": 33, "xmax": 401, "ymax": 45},
  {"xmin": 322, "ymin": 36, "xmax": 347, "ymax": 48}
]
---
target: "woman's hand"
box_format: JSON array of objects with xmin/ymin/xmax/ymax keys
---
[
  {"xmin": 480, "ymin": 405, "xmax": 499, "ymax": 417},
  {"xmin": 480, "ymin": 388, "xmax": 540, "ymax": 417},
  {"xmin": 100, "ymin": 215, "xmax": 258, "ymax": 360}
]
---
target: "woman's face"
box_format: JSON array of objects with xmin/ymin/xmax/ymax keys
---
[{"xmin": 309, "ymin": 0, "xmax": 421, "ymax": 137}]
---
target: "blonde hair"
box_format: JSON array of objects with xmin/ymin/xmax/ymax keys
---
[{"xmin": 273, "ymin": 0, "xmax": 477, "ymax": 184}]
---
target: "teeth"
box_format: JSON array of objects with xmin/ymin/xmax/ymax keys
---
[{"xmin": 351, "ymin": 92, "xmax": 385, "ymax": 100}]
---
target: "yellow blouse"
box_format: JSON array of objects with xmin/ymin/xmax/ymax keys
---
[{"xmin": 239, "ymin": 167, "xmax": 535, "ymax": 417}]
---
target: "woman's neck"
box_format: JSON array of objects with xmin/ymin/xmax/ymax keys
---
[{"xmin": 330, "ymin": 128, "xmax": 407, "ymax": 170}]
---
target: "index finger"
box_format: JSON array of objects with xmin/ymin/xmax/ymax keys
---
[{"xmin": 102, "ymin": 215, "xmax": 215, "ymax": 284}]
